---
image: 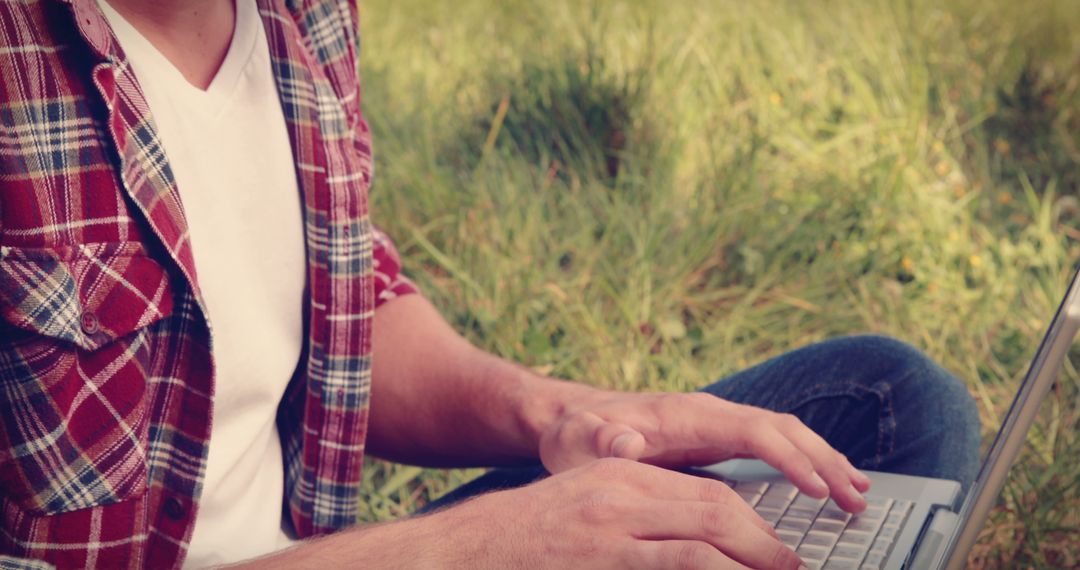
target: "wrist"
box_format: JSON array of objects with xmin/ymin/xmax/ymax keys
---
[
  {"xmin": 411, "ymin": 494, "xmax": 500, "ymax": 567},
  {"xmin": 228, "ymin": 516, "xmax": 444, "ymax": 569}
]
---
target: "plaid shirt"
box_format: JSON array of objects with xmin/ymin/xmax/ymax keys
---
[{"xmin": 0, "ymin": 0, "xmax": 417, "ymax": 567}]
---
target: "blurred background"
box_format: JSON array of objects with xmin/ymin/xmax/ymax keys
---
[{"xmin": 355, "ymin": 0, "xmax": 1080, "ymax": 566}]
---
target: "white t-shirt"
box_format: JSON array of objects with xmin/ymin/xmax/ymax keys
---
[{"xmin": 98, "ymin": 1, "xmax": 305, "ymax": 566}]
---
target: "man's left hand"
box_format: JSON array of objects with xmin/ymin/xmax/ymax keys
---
[{"xmin": 538, "ymin": 391, "xmax": 872, "ymax": 512}]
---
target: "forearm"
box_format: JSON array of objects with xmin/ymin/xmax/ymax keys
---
[
  {"xmin": 223, "ymin": 507, "xmax": 480, "ymax": 569},
  {"xmin": 367, "ymin": 294, "xmax": 602, "ymax": 466}
]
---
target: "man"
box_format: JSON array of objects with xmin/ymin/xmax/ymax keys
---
[{"xmin": 0, "ymin": 0, "xmax": 980, "ymax": 568}]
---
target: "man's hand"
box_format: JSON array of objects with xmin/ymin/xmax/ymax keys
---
[
  {"xmin": 538, "ymin": 392, "xmax": 872, "ymax": 513},
  {"xmin": 243, "ymin": 458, "xmax": 804, "ymax": 570},
  {"xmin": 428, "ymin": 458, "xmax": 804, "ymax": 570}
]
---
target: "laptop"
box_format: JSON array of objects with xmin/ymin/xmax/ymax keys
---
[{"xmin": 695, "ymin": 267, "xmax": 1080, "ymax": 569}]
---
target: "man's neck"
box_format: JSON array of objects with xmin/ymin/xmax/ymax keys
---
[{"xmin": 103, "ymin": 0, "xmax": 236, "ymax": 91}]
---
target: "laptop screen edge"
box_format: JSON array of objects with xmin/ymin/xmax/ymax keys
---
[{"xmin": 940, "ymin": 267, "xmax": 1080, "ymax": 569}]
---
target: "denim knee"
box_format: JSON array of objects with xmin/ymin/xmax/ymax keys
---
[
  {"xmin": 853, "ymin": 336, "xmax": 977, "ymax": 424},
  {"xmin": 839, "ymin": 335, "xmax": 982, "ymax": 485}
]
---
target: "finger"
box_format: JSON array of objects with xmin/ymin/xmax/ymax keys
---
[
  {"xmin": 607, "ymin": 426, "xmax": 647, "ymax": 461},
  {"xmin": 773, "ymin": 418, "xmax": 867, "ymax": 512},
  {"xmin": 843, "ymin": 455, "xmax": 872, "ymax": 492},
  {"xmin": 733, "ymin": 423, "xmax": 830, "ymax": 499},
  {"xmin": 543, "ymin": 412, "xmax": 612, "ymax": 472},
  {"xmin": 600, "ymin": 461, "xmax": 776, "ymax": 538},
  {"xmin": 644, "ymin": 396, "xmax": 867, "ymax": 504},
  {"xmin": 629, "ymin": 498, "xmax": 802, "ymax": 570},
  {"xmin": 630, "ymin": 540, "xmax": 751, "ymax": 570},
  {"xmin": 544, "ymin": 414, "xmax": 649, "ymax": 471},
  {"xmin": 733, "ymin": 417, "xmax": 867, "ymax": 513}
]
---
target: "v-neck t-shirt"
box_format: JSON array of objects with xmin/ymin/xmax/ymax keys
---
[{"xmin": 97, "ymin": 0, "xmax": 305, "ymax": 566}]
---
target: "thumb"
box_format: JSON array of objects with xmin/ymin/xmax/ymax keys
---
[{"xmin": 607, "ymin": 428, "xmax": 647, "ymax": 461}]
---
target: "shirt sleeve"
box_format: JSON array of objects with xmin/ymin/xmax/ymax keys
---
[
  {"xmin": 334, "ymin": 0, "xmax": 418, "ymax": 305},
  {"xmin": 372, "ymin": 225, "xmax": 420, "ymax": 305}
]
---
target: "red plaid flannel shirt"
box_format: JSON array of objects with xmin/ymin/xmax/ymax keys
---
[{"xmin": 0, "ymin": 1, "xmax": 418, "ymax": 567}]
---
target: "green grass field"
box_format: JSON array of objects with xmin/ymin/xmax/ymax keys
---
[{"xmin": 354, "ymin": 0, "xmax": 1080, "ymax": 566}]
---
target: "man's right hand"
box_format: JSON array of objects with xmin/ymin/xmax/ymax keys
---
[
  {"xmin": 243, "ymin": 458, "xmax": 804, "ymax": 569},
  {"xmin": 417, "ymin": 458, "xmax": 804, "ymax": 569}
]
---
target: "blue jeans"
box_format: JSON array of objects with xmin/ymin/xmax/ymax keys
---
[{"xmin": 423, "ymin": 335, "xmax": 982, "ymax": 511}]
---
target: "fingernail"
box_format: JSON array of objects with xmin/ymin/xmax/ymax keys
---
[
  {"xmin": 810, "ymin": 472, "xmax": 828, "ymax": 494},
  {"xmin": 610, "ymin": 433, "xmax": 635, "ymax": 457},
  {"xmin": 847, "ymin": 483, "xmax": 867, "ymax": 511},
  {"xmin": 852, "ymin": 473, "xmax": 872, "ymax": 493}
]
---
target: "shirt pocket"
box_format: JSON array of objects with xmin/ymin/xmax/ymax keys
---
[{"xmin": 0, "ymin": 242, "xmax": 174, "ymax": 515}]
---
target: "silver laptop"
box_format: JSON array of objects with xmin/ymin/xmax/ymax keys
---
[{"xmin": 696, "ymin": 267, "xmax": 1080, "ymax": 569}]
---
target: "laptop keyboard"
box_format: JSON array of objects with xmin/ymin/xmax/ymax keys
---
[{"xmin": 727, "ymin": 480, "xmax": 913, "ymax": 570}]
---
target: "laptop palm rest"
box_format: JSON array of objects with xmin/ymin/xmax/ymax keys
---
[{"xmin": 909, "ymin": 509, "xmax": 960, "ymax": 569}]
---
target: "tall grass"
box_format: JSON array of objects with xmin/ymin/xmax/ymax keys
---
[{"xmin": 355, "ymin": 0, "xmax": 1080, "ymax": 566}]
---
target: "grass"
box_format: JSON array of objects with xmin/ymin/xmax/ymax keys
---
[{"xmin": 354, "ymin": 0, "xmax": 1080, "ymax": 566}]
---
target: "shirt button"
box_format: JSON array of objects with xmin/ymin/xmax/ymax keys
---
[
  {"xmin": 80, "ymin": 312, "xmax": 100, "ymax": 335},
  {"xmin": 163, "ymin": 496, "xmax": 187, "ymax": 520}
]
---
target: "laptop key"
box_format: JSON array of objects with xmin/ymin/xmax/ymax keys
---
[
  {"xmin": 823, "ymin": 559, "xmax": 860, "ymax": 570},
  {"xmin": 831, "ymin": 543, "xmax": 868, "ymax": 560},
  {"xmin": 796, "ymin": 544, "xmax": 830, "ymax": 561},
  {"xmin": 763, "ymin": 482, "xmax": 799, "ymax": 500},
  {"xmin": 891, "ymin": 500, "xmax": 913, "ymax": 516},
  {"xmin": 776, "ymin": 516, "xmax": 812, "ymax": 534},
  {"xmin": 817, "ymin": 507, "xmax": 852, "ymax": 524},
  {"xmin": 777, "ymin": 529, "xmax": 803, "ymax": 548},
  {"xmin": 877, "ymin": 525, "xmax": 899, "ymax": 541},
  {"xmin": 734, "ymin": 481, "xmax": 770, "ymax": 495},
  {"xmin": 838, "ymin": 530, "xmax": 873, "ymax": 546},
  {"xmin": 801, "ymin": 530, "xmax": 841, "ymax": 549},
  {"xmin": 858, "ymin": 506, "xmax": 887, "ymax": 521},
  {"xmin": 792, "ymin": 494, "xmax": 828, "ymax": 510},
  {"xmin": 861, "ymin": 552, "xmax": 886, "ymax": 569},
  {"xmin": 788, "ymin": 506, "xmax": 822, "ymax": 520},
  {"xmin": 869, "ymin": 537, "xmax": 893, "ymax": 555},
  {"xmin": 755, "ymin": 507, "xmax": 784, "ymax": 525},
  {"xmin": 864, "ymin": 496, "xmax": 892, "ymax": 509},
  {"xmin": 757, "ymin": 494, "xmax": 795, "ymax": 510},
  {"xmin": 847, "ymin": 516, "xmax": 885, "ymax": 533},
  {"xmin": 810, "ymin": 519, "xmax": 847, "ymax": 535}
]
